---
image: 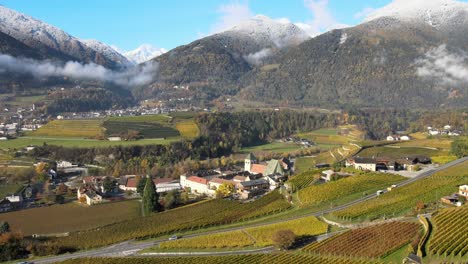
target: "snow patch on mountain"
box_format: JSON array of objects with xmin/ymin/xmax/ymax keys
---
[
  {"xmin": 222, "ymin": 15, "xmax": 310, "ymax": 48},
  {"xmin": 124, "ymin": 44, "xmax": 167, "ymax": 64},
  {"xmin": 364, "ymin": 0, "xmax": 468, "ymax": 28},
  {"xmin": 83, "ymin": 39, "xmax": 132, "ymax": 66},
  {"xmin": 0, "ymin": 5, "xmax": 121, "ymax": 66}
]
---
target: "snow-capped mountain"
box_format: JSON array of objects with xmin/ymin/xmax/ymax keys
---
[
  {"xmin": 124, "ymin": 44, "xmax": 167, "ymax": 64},
  {"xmin": 365, "ymin": 0, "xmax": 468, "ymax": 28},
  {"xmin": 221, "ymin": 15, "xmax": 310, "ymax": 48},
  {"xmin": 83, "ymin": 39, "xmax": 132, "ymax": 66},
  {"xmin": 0, "ymin": 5, "xmax": 122, "ymax": 68}
]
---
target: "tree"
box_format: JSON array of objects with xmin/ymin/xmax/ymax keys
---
[
  {"xmin": 103, "ymin": 177, "xmax": 115, "ymax": 193},
  {"xmin": 215, "ymin": 183, "xmax": 234, "ymax": 198},
  {"xmin": 451, "ymin": 137, "xmax": 467, "ymax": 158},
  {"xmin": 272, "ymin": 229, "xmax": 296, "ymax": 250},
  {"xmin": 142, "ymin": 177, "xmax": 159, "ymax": 216},
  {"xmin": 163, "ymin": 190, "xmax": 180, "ymax": 210},
  {"xmin": 0, "ymin": 222, "xmax": 9, "ymax": 234},
  {"xmin": 415, "ymin": 201, "xmax": 426, "ymax": 212},
  {"xmin": 136, "ymin": 176, "xmax": 147, "ymax": 194}
]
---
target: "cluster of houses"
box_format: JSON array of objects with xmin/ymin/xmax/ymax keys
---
[
  {"xmin": 441, "ymin": 185, "xmax": 468, "ymax": 207},
  {"xmin": 346, "ymin": 156, "xmax": 431, "ymax": 172},
  {"xmin": 386, "ymin": 135, "xmax": 411, "ymax": 141},
  {"xmin": 428, "ymin": 125, "xmax": 462, "ymax": 136},
  {"xmin": 179, "ymin": 154, "xmax": 291, "ymax": 199}
]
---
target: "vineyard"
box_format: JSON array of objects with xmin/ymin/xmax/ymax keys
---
[
  {"xmin": 331, "ymin": 162, "xmax": 468, "ymax": 221},
  {"xmin": 159, "ymin": 216, "xmax": 328, "ymax": 249},
  {"xmin": 103, "ymin": 120, "xmax": 180, "ymax": 138},
  {"xmin": 297, "ymin": 173, "xmax": 405, "ymax": 207},
  {"xmin": 53, "ymin": 192, "xmax": 291, "ymax": 249},
  {"xmin": 303, "ymin": 222, "xmax": 421, "ymax": 258},
  {"xmin": 57, "ymin": 253, "xmax": 387, "ymax": 264},
  {"xmin": 286, "ymin": 169, "xmax": 321, "ymax": 191},
  {"xmin": 31, "ymin": 119, "xmax": 104, "ymax": 138},
  {"xmin": 427, "ymin": 206, "xmax": 468, "ymax": 258}
]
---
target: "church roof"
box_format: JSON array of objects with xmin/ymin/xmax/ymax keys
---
[{"xmin": 265, "ymin": 159, "xmax": 285, "ymax": 176}]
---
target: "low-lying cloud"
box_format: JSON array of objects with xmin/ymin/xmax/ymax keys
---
[
  {"xmin": 0, "ymin": 53, "xmax": 157, "ymax": 87},
  {"xmin": 416, "ymin": 45, "xmax": 468, "ymax": 84},
  {"xmin": 243, "ymin": 48, "xmax": 272, "ymax": 66}
]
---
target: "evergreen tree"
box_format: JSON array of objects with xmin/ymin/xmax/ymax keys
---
[
  {"xmin": 142, "ymin": 176, "xmax": 158, "ymax": 216},
  {"xmin": 136, "ymin": 176, "xmax": 147, "ymax": 194}
]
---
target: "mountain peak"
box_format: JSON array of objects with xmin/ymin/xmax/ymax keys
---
[
  {"xmin": 365, "ymin": 0, "xmax": 468, "ymax": 27},
  {"xmin": 124, "ymin": 44, "xmax": 167, "ymax": 64}
]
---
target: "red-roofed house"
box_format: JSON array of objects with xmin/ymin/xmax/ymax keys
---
[
  {"xmin": 119, "ymin": 177, "xmax": 138, "ymax": 192},
  {"xmin": 209, "ymin": 178, "xmax": 236, "ymax": 190},
  {"xmin": 250, "ymin": 164, "xmax": 267, "ymax": 175},
  {"xmin": 180, "ymin": 175, "xmax": 212, "ymax": 195}
]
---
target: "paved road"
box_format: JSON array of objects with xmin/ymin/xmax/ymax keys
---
[{"xmin": 34, "ymin": 157, "xmax": 467, "ymax": 263}]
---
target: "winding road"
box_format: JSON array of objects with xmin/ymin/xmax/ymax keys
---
[{"xmin": 34, "ymin": 157, "xmax": 467, "ymax": 263}]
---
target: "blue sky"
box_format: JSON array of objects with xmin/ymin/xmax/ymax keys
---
[{"xmin": 0, "ymin": 0, "xmax": 464, "ymax": 51}]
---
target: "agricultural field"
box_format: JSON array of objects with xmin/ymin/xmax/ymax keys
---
[
  {"xmin": 357, "ymin": 146, "xmax": 444, "ymax": 160},
  {"xmin": 53, "ymin": 192, "xmax": 291, "ymax": 249},
  {"xmin": 0, "ymin": 137, "xmax": 177, "ymax": 149},
  {"xmin": 175, "ymin": 120, "xmax": 200, "ymax": 138},
  {"xmin": 1, "ymin": 200, "xmax": 141, "ymax": 235},
  {"xmin": 427, "ymin": 206, "xmax": 468, "ymax": 258},
  {"xmin": 240, "ymin": 142, "xmax": 304, "ymax": 154},
  {"xmin": 296, "ymin": 126, "xmax": 364, "ymax": 146},
  {"xmin": 103, "ymin": 120, "xmax": 180, "ymax": 138},
  {"xmin": 286, "ymin": 169, "xmax": 321, "ymax": 191},
  {"xmin": 57, "ymin": 254, "xmax": 387, "ymax": 264},
  {"xmin": 297, "ymin": 173, "xmax": 406, "ymax": 208},
  {"xmin": 0, "ymin": 183, "xmax": 22, "ymax": 198},
  {"xmin": 31, "ymin": 120, "xmax": 104, "ymax": 138},
  {"xmin": 158, "ymin": 216, "xmax": 327, "ymax": 249},
  {"xmin": 331, "ymin": 161, "xmax": 468, "ymax": 221},
  {"xmin": 303, "ymin": 221, "xmax": 421, "ymax": 258}
]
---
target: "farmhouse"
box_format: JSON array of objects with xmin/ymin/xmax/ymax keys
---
[
  {"xmin": 346, "ymin": 157, "xmax": 377, "ymax": 171},
  {"xmin": 118, "ymin": 175, "xmax": 138, "ymax": 192},
  {"xmin": 459, "ymin": 185, "xmax": 468, "ymax": 198},
  {"xmin": 5, "ymin": 194, "xmax": 23, "ymax": 203},
  {"xmin": 77, "ymin": 187, "xmax": 103, "ymax": 206},
  {"xmin": 180, "ymin": 175, "xmax": 213, "ymax": 195}
]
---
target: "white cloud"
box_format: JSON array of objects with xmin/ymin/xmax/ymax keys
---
[
  {"xmin": 416, "ymin": 45, "xmax": 468, "ymax": 84},
  {"xmin": 354, "ymin": 7, "xmax": 376, "ymax": 19},
  {"xmin": 211, "ymin": 1, "xmax": 253, "ymax": 33},
  {"xmin": 296, "ymin": 0, "xmax": 349, "ymax": 37},
  {"xmin": 0, "ymin": 53, "xmax": 158, "ymax": 87},
  {"xmin": 243, "ymin": 48, "xmax": 273, "ymax": 65}
]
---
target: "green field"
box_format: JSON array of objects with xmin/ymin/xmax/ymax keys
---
[
  {"xmin": 53, "ymin": 192, "xmax": 291, "ymax": 249},
  {"xmin": 294, "ymin": 156, "xmax": 318, "ymax": 172},
  {"xmin": 331, "ymin": 161, "xmax": 468, "ymax": 221},
  {"xmin": 358, "ymin": 146, "xmax": 446, "ymax": 159},
  {"xmin": 175, "ymin": 120, "xmax": 200, "ymax": 139},
  {"xmin": 32, "ymin": 120, "xmax": 104, "ymax": 138},
  {"xmin": 56, "ymin": 254, "xmax": 387, "ymax": 264},
  {"xmin": 103, "ymin": 120, "xmax": 180, "ymax": 138},
  {"xmin": 297, "ymin": 173, "xmax": 406, "ymax": 208},
  {"xmin": 0, "ymin": 183, "xmax": 22, "ymax": 198},
  {"xmin": 1, "ymin": 200, "xmax": 141, "ymax": 235},
  {"xmin": 0, "ymin": 137, "xmax": 178, "ymax": 149},
  {"xmin": 158, "ymin": 216, "xmax": 327, "ymax": 250},
  {"xmin": 241, "ymin": 142, "xmax": 304, "ymax": 154}
]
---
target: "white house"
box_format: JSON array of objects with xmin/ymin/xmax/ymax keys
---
[
  {"xmin": 400, "ymin": 135, "xmax": 410, "ymax": 141},
  {"xmin": 5, "ymin": 194, "xmax": 22, "ymax": 203},
  {"xmin": 347, "ymin": 157, "xmax": 377, "ymax": 171},
  {"xmin": 180, "ymin": 175, "xmax": 213, "ymax": 195},
  {"xmin": 57, "ymin": 160, "xmax": 77, "ymax": 169},
  {"xmin": 429, "ymin": 130, "xmax": 440, "ymax": 136},
  {"xmin": 77, "ymin": 187, "xmax": 103, "ymax": 206},
  {"xmin": 459, "ymin": 185, "xmax": 468, "ymax": 198},
  {"xmin": 444, "ymin": 125, "xmax": 451, "ymax": 130},
  {"xmin": 386, "ymin": 136, "xmax": 396, "ymax": 141},
  {"xmin": 156, "ymin": 182, "xmax": 182, "ymax": 193},
  {"xmin": 108, "ymin": 137, "xmax": 122, "ymax": 142}
]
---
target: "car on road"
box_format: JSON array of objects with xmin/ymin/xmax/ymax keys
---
[
  {"xmin": 376, "ymin": 190, "xmax": 384, "ymax": 196},
  {"xmin": 168, "ymin": 235, "xmax": 179, "ymax": 240}
]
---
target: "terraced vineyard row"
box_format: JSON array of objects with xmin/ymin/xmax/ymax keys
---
[
  {"xmin": 58, "ymin": 253, "xmax": 387, "ymax": 264},
  {"xmin": 286, "ymin": 169, "xmax": 320, "ymax": 191},
  {"xmin": 53, "ymin": 191, "xmax": 291, "ymax": 249},
  {"xmin": 428, "ymin": 206, "xmax": 468, "ymax": 257},
  {"xmin": 332, "ymin": 162, "xmax": 468, "ymax": 221},
  {"xmin": 303, "ymin": 221, "xmax": 421, "ymax": 258},
  {"xmin": 159, "ymin": 216, "xmax": 328, "ymax": 249},
  {"xmin": 32, "ymin": 120, "xmax": 104, "ymax": 138},
  {"xmin": 298, "ymin": 173, "xmax": 405, "ymax": 207}
]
